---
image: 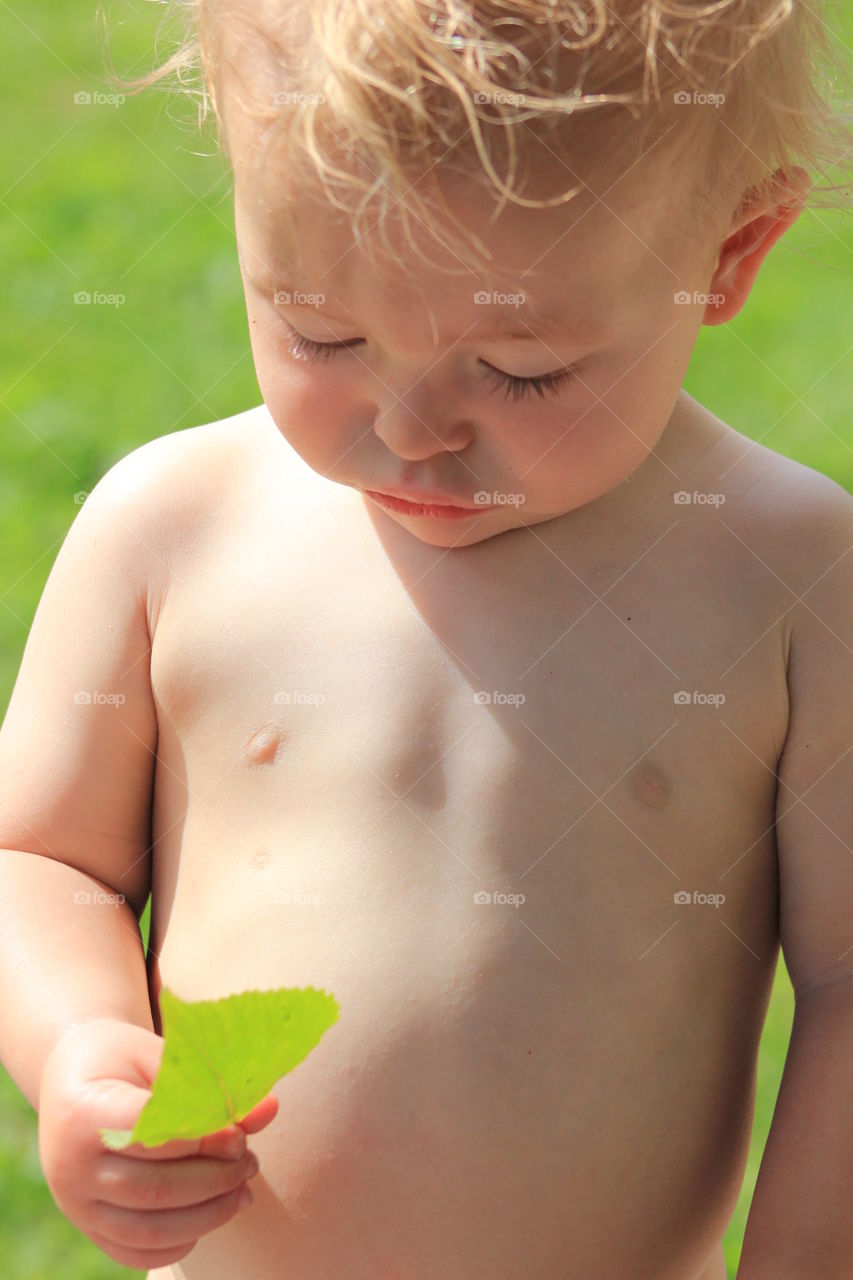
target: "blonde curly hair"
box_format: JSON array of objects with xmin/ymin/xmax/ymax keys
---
[{"xmin": 103, "ymin": 0, "xmax": 852, "ymax": 274}]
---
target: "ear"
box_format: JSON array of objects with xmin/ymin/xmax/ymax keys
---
[{"xmin": 702, "ymin": 166, "xmax": 810, "ymax": 326}]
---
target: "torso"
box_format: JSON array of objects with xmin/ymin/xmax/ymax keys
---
[{"xmin": 144, "ymin": 391, "xmax": 792, "ymax": 1279}]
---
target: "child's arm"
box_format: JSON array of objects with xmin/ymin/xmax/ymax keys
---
[
  {"xmin": 0, "ymin": 447, "xmax": 160, "ymax": 1110},
  {"xmin": 738, "ymin": 476, "xmax": 853, "ymax": 1279}
]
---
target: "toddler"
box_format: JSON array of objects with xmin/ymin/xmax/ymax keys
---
[{"xmin": 1, "ymin": 1, "xmax": 852, "ymax": 1277}]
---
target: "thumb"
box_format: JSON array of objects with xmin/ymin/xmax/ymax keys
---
[{"xmin": 96, "ymin": 1079, "xmax": 277, "ymax": 1161}]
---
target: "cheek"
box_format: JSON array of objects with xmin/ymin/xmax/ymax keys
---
[
  {"xmin": 512, "ymin": 404, "xmax": 632, "ymax": 504},
  {"xmin": 245, "ymin": 309, "xmax": 325, "ymax": 414},
  {"xmin": 246, "ymin": 324, "xmax": 357, "ymax": 468},
  {"xmin": 518, "ymin": 343, "xmax": 688, "ymax": 500},
  {"xmin": 257, "ymin": 366, "xmax": 344, "ymax": 452}
]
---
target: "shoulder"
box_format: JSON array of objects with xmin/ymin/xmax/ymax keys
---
[
  {"xmin": 689, "ymin": 403, "xmax": 853, "ymax": 585},
  {"xmin": 86, "ymin": 402, "xmax": 282, "ymax": 624},
  {"xmin": 100, "ymin": 402, "xmax": 274, "ymax": 505},
  {"xmin": 93, "ymin": 402, "xmax": 281, "ymax": 542},
  {"xmin": 715, "ymin": 422, "xmax": 853, "ymax": 701}
]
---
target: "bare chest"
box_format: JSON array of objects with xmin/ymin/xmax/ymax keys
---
[
  {"xmin": 140, "ymin": 419, "xmax": 792, "ymax": 1277},
  {"xmin": 147, "ymin": 485, "xmax": 787, "ymax": 1051}
]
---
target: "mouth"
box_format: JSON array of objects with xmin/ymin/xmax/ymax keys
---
[{"xmin": 364, "ymin": 490, "xmax": 495, "ymax": 519}]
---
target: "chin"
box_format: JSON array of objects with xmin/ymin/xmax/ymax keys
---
[{"xmin": 375, "ymin": 509, "xmax": 523, "ymax": 549}]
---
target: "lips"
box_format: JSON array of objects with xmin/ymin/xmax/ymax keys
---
[{"xmin": 367, "ymin": 488, "xmax": 481, "ymax": 510}]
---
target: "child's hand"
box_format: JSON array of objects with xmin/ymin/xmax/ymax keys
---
[{"xmin": 37, "ymin": 1017, "xmax": 278, "ymax": 1270}]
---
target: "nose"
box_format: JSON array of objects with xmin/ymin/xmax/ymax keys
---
[{"xmin": 372, "ymin": 379, "xmax": 473, "ymax": 460}]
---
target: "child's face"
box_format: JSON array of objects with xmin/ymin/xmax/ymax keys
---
[{"xmin": 231, "ymin": 107, "xmax": 723, "ymax": 548}]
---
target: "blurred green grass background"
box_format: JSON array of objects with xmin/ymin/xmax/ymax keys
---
[{"xmin": 0, "ymin": 3, "xmax": 850, "ymax": 1278}]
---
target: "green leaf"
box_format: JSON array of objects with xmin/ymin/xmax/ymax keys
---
[{"xmin": 99, "ymin": 985, "xmax": 339, "ymax": 1150}]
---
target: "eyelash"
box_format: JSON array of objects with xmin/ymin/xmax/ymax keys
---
[{"xmin": 282, "ymin": 325, "xmax": 579, "ymax": 402}]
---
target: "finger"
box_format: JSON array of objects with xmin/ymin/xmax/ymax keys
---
[
  {"xmin": 235, "ymin": 1093, "xmax": 279, "ymax": 1134},
  {"xmin": 116, "ymin": 1125, "xmax": 246, "ymax": 1163},
  {"xmin": 95, "ymin": 1082, "xmax": 248, "ymax": 1163},
  {"xmin": 90, "ymin": 1179, "xmax": 252, "ymax": 1251},
  {"xmin": 88, "ymin": 1229, "xmax": 197, "ymax": 1271},
  {"xmin": 88, "ymin": 1028, "xmax": 250, "ymax": 1163},
  {"xmin": 137, "ymin": 1099, "xmax": 277, "ymax": 1160},
  {"xmin": 198, "ymin": 1124, "xmax": 248, "ymax": 1158},
  {"xmin": 94, "ymin": 1149, "xmax": 258, "ymax": 1210}
]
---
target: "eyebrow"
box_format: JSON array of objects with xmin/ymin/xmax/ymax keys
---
[{"xmin": 275, "ymin": 287, "xmax": 604, "ymax": 344}]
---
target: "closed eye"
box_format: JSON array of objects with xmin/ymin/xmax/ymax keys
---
[
  {"xmin": 281, "ymin": 324, "xmax": 580, "ymax": 402},
  {"xmin": 478, "ymin": 361, "xmax": 579, "ymax": 401}
]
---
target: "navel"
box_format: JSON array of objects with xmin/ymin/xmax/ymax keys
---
[
  {"xmin": 628, "ymin": 760, "xmax": 671, "ymax": 810},
  {"xmin": 244, "ymin": 724, "xmax": 284, "ymax": 767}
]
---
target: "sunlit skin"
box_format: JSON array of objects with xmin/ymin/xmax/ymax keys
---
[
  {"xmin": 126, "ymin": 29, "xmax": 819, "ymax": 1280},
  {"xmin": 228, "ymin": 97, "xmax": 805, "ymax": 551}
]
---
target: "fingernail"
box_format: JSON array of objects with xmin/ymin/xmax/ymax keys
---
[{"xmin": 238, "ymin": 1185, "xmax": 253, "ymax": 1207}]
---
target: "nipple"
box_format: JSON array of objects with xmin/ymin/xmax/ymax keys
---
[
  {"xmin": 628, "ymin": 761, "xmax": 671, "ymax": 810},
  {"xmin": 244, "ymin": 724, "xmax": 284, "ymax": 767}
]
